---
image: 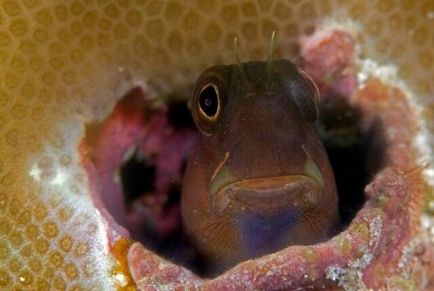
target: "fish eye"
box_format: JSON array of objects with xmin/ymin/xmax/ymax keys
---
[
  {"xmin": 191, "ymin": 68, "xmax": 228, "ymax": 135},
  {"xmin": 198, "ymin": 84, "xmax": 220, "ymax": 120}
]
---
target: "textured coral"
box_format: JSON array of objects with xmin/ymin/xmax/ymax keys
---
[{"xmin": 0, "ymin": 0, "xmax": 433, "ymax": 290}]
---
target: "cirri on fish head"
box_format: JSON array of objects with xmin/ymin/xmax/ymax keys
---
[{"xmin": 181, "ymin": 59, "xmax": 339, "ymax": 272}]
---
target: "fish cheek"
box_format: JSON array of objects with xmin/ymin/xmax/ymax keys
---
[
  {"xmin": 182, "ymin": 140, "xmax": 245, "ymax": 265},
  {"xmin": 182, "ymin": 179, "xmax": 239, "ymax": 267},
  {"xmin": 181, "ymin": 139, "xmax": 227, "ymax": 238},
  {"xmin": 181, "ymin": 146, "xmax": 210, "ymax": 232},
  {"xmin": 302, "ymin": 134, "xmax": 339, "ymax": 231}
]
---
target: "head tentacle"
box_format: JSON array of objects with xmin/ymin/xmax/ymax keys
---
[
  {"xmin": 267, "ymin": 30, "xmax": 277, "ymax": 86},
  {"xmin": 233, "ymin": 36, "xmax": 249, "ymax": 90}
]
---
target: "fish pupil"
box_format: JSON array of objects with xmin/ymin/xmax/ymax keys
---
[{"xmin": 199, "ymin": 85, "xmax": 218, "ymax": 117}]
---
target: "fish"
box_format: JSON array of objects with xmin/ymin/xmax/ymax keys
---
[
  {"xmin": 181, "ymin": 59, "xmax": 338, "ymax": 272},
  {"xmin": 0, "ymin": 0, "xmax": 433, "ymax": 290}
]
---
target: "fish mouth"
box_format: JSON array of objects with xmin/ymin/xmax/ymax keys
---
[{"xmin": 212, "ymin": 175, "xmax": 322, "ymax": 215}]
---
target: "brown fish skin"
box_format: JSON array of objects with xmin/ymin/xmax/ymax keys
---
[{"xmin": 181, "ymin": 60, "xmax": 339, "ymax": 272}]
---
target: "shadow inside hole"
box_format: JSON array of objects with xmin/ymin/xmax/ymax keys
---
[
  {"xmin": 120, "ymin": 152, "xmax": 207, "ymax": 271},
  {"xmin": 118, "ymin": 99, "xmax": 208, "ymax": 274},
  {"xmin": 316, "ymin": 95, "xmax": 387, "ymax": 228},
  {"xmin": 121, "ymin": 152, "xmax": 156, "ymax": 203}
]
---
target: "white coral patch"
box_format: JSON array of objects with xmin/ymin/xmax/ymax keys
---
[{"xmin": 326, "ymin": 216, "xmax": 382, "ymax": 290}]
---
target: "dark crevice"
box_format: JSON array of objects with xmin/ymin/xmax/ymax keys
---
[
  {"xmin": 316, "ymin": 95, "xmax": 387, "ymax": 228},
  {"xmin": 165, "ymin": 184, "xmax": 181, "ymax": 207},
  {"xmin": 167, "ymin": 101, "xmax": 196, "ymax": 129},
  {"xmin": 120, "ymin": 152, "xmax": 156, "ymax": 203}
]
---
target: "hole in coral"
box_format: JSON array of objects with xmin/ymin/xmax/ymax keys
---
[{"xmin": 81, "ymin": 84, "xmax": 388, "ymax": 278}]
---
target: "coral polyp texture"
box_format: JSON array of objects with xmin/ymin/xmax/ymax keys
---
[{"xmin": 0, "ymin": 0, "xmax": 433, "ymax": 290}]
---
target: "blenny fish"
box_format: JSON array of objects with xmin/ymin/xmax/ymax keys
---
[
  {"xmin": 0, "ymin": 1, "xmax": 433, "ymax": 290},
  {"xmin": 182, "ymin": 59, "xmax": 338, "ymax": 272}
]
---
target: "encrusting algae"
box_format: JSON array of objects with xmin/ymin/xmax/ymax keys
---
[{"xmin": 0, "ymin": 0, "xmax": 433, "ymax": 290}]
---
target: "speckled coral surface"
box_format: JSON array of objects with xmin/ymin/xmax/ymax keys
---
[{"xmin": 0, "ymin": 0, "xmax": 433, "ymax": 290}]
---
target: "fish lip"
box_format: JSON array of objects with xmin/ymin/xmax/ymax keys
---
[{"xmin": 211, "ymin": 175, "xmax": 322, "ymax": 214}]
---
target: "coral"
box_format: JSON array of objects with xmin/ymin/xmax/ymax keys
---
[{"xmin": 0, "ymin": 0, "xmax": 432, "ymax": 289}]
